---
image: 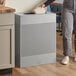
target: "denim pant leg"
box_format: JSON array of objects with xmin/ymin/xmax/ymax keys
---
[
  {"xmin": 62, "ymin": 9, "xmax": 73, "ymax": 56},
  {"xmin": 74, "ymin": 12, "xmax": 76, "ymax": 53}
]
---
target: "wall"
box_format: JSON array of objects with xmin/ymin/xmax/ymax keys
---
[{"xmin": 5, "ymin": 0, "xmax": 47, "ymax": 13}]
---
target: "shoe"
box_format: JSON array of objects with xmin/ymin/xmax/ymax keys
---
[
  {"xmin": 61, "ymin": 56, "xmax": 69, "ymax": 65},
  {"xmin": 74, "ymin": 55, "xmax": 76, "ymax": 61}
]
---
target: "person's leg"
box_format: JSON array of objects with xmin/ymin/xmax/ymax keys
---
[
  {"xmin": 61, "ymin": 9, "xmax": 73, "ymax": 64},
  {"xmin": 62, "ymin": 9, "xmax": 73, "ymax": 56},
  {"xmin": 73, "ymin": 12, "xmax": 76, "ymax": 61}
]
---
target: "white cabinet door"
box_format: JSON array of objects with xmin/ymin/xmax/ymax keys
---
[{"xmin": 0, "ymin": 26, "xmax": 14, "ymax": 69}]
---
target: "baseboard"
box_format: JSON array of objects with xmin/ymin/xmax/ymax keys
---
[{"xmin": 0, "ymin": 68, "xmax": 12, "ymax": 75}]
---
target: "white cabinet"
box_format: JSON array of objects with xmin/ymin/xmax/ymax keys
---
[{"xmin": 0, "ymin": 13, "xmax": 15, "ymax": 69}]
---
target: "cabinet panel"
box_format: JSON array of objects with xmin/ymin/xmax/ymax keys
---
[
  {"xmin": 0, "ymin": 27, "xmax": 11, "ymax": 67},
  {"xmin": 0, "ymin": 12, "xmax": 15, "ymax": 69},
  {"xmin": 0, "ymin": 13, "xmax": 14, "ymax": 26}
]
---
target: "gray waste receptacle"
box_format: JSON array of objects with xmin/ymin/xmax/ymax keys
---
[{"xmin": 15, "ymin": 13, "xmax": 56, "ymax": 67}]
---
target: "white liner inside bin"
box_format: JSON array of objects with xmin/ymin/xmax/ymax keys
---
[{"xmin": 6, "ymin": 0, "xmax": 47, "ymax": 13}]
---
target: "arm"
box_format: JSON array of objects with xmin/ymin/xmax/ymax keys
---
[{"xmin": 44, "ymin": 0, "xmax": 55, "ymax": 6}]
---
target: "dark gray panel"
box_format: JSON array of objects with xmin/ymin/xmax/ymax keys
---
[{"xmin": 15, "ymin": 15, "xmax": 20, "ymax": 67}]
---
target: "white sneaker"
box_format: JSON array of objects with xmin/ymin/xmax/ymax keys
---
[
  {"xmin": 61, "ymin": 56, "xmax": 69, "ymax": 65},
  {"xmin": 74, "ymin": 55, "xmax": 76, "ymax": 61}
]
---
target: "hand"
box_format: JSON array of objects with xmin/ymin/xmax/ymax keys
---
[{"xmin": 40, "ymin": 4, "xmax": 45, "ymax": 8}]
